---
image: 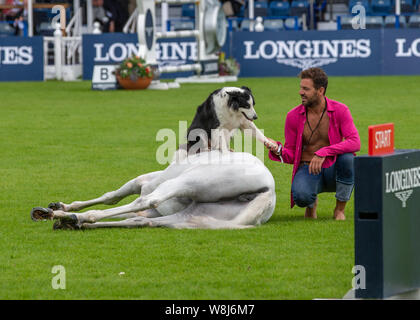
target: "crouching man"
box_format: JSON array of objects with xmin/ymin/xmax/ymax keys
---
[{"xmin": 265, "ymin": 68, "xmax": 360, "ymax": 220}]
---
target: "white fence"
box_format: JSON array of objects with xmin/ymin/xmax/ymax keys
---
[
  {"xmin": 43, "ymin": 7, "xmax": 83, "ymax": 81},
  {"xmin": 43, "ymin": 34, "xmax": 82, "ymax": 81}
]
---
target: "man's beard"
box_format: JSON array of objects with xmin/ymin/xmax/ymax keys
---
[
  {"xmin": 302, "ymin": 95, "xmax": 320, "ymax": 108},
  {"xmin": 302, "ymin": 99, "xmax": 314, "ymax": 108}
]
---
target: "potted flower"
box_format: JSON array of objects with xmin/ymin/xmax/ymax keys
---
[
  {"xmin": 115, "ymin": 55, "xmax": 154, "ymax": 90},
  {"xmin": 218, "ymin": 52, "xmax": 240, "ymax": 76}
]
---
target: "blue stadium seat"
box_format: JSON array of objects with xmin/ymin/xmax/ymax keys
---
[
  {"xmin": 384, "ymin": 15, "xmax": 407, "ymax": 28},
  {"xmin": 170, "ymin": 19, "xmax": 195, "ymax": 31},
  {"xmin": 408, "ymin": 14, "xmax": 420, "ymax": 27},
  {"xmin": 0, "ymin": 22, "xmax": 15, "ymax": 37},
  {"xmin": 38, "ymin": 22, "xmax": 55, "ymax": 36},
  {"xmin": 240, "ymin": 19, "xmax": 251, "ymax": 31},
  {"xmin": 371, "ymin": 0, "xmax": 392, "ymax": 15},
  {"xmin": 182, "ymin": 4, "xmax": 195, "ymax": 18},
  {"xmin": 290, "ymin": 1, "xmax": 309, "ymax": 17},
  {"xmin": 269, "ymin": 1, "xmax": 290, "ymax": 17},
  {"xmin": 254, "ymin": 1, "xmax": 269, "ymax": 17},
  {"xmin": 263, "ymin": 18, "xmax": 284, "ymax": 30},
  {"xmin": 284, "ymin": 16, "xmax": 302, "ymax": 30},
  {"xmin": 392, "ymin": 0, "xmax": 415, "ymax": 13},
  {"xmin": 339, "ymin": 16, "xmax": 354, "ymax": 30},
  {"xmin": 365, "ymin": 15, "xmax": 384, "ymax": 28},
  {"xmin": 349, "ymin": 0, "xmax": 371, "ymax": 15}
]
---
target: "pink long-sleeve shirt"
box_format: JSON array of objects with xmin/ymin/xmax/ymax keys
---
[{"xmin": 268, "ymin": 97, "xmax": 361, "ymax": 208}]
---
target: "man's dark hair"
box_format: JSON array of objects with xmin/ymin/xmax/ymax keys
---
[{"xmin": 299, "ymin": 67, "xmax": 328, "ymax": 95}]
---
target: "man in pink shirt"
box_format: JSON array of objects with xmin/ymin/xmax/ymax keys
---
[{"xmin": 265, "ymin": 68, "xmax": 360, "ymax": 220}]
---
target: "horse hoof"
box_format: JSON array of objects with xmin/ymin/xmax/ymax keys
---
[
  {"xmin": 48, "ymin": 202, "xmax": 64, "ymax": 211},
  {"xmin": 53, "ymin": 214, "xmax": 81, "ymax": 230},
  {"xmin": 31, "ymin": 207, "xmax": 53, "ymax": 221}
]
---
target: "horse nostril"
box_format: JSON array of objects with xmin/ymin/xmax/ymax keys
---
[{"xmin": 253, "ymin": 115, "xmax": 258, "ymax": 120}]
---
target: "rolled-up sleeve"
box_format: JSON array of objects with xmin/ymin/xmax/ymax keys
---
[{"xmin": 268, "ymin": 112, "xmax": 296, "ymax": 164}]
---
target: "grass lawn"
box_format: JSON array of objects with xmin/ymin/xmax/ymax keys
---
[{"xmin": 0, "ymin": 76, "xmax": 419, "ymax": 299}]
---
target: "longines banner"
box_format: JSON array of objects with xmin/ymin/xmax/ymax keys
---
[
  {"xmin": 231, "ymin": 29, "xmax": 382, "ymax": 76},
  {"xmin": 383, "ymin": 28, "xmax": 420, "ymax": 75},
  {"xmin": 229, "ymin": 29, "xmax": 420, "ymax": 76},
  {"xmin": 82, "ymin": 33, "xmax": 197, "ymax": 80},
  {"xmin": 0, "ymin": 36, "xmax": 43, "ymax": 81},
  {"xmin": 82, "ymin": 30, "xmax": 420, "ymax": 80}
]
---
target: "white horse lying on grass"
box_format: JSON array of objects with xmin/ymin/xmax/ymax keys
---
[{"xmin": 30, "ymin": 87, "xmax": 277, "ymax": 230}]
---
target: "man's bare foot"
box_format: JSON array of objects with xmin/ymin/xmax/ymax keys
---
[
  {"xmin": 333, "ymin": 200, "xmax": 346, "ymax": 220},
  {"xmin": 333, "ymin": 210, "xmax": 346, "ymax": 220},
  {"xmin": 305, "ymin": 199, "xmax": 317, "ymax": 219}
]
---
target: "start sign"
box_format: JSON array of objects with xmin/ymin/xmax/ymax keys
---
[{"xmin": 368, "ymin": 123, "xmax": 394, "ymax": 156}]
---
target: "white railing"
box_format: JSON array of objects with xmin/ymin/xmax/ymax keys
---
[
  {"xmin": 123, "ymin": 8, "xmax": 139, "ymax": 33},
  {"xmin": 43, "ymin": 23, "xmax": 82, "ymax": 81},
  {"xmin": 66, "ymin": 7, "xmax": 83, "ymax": 37},
  {"xmin": 42, "ymin": 6, "xmax": 83, "ymax": 81},
  {"xmin": 62, "ymin": 36, "xmax": 82, "ymax": 66}
]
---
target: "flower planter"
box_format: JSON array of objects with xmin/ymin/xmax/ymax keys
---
[{"xmin": 117, "ymin": 75, "xmax": 152, "ymax": 90}]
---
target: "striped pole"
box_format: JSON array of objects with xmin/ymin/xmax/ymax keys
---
[{"xmin": 156, "ymin": 30, "xmax": 200, "ymax": 39}]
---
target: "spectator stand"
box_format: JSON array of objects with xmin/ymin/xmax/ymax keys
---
[
  {"xmin": 135, "ymin": 1, "xmax": 317, "ymax": 33},
  {"xmin": 0, "ymin": 19, "xmax": 20, "ymax": 36},
  {"xmin": 152, "ymin": 2, "xmax": 196, "ymax": 32},
  {"xmin": 337, "ymin": 0, "xmax": 420, "ymax": 30},
  {"xmin": 146, "ymin": 1, "xmax": 405, "ymax": 34},
  {"xmin": 224, "ymin": 1, "xmax": 312, "ymax": 32},
  {"xmin": 0, "ymin": 1, "xmax": 72, "ymax": 36},
  {"xmin": 1, "ymin": 0, "xmax": 130, "ymax": 36},
  {"xmin": 166, "ymin": 4, "xmax": 196, "ymax": 32}
]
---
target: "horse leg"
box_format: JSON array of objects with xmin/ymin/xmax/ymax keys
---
[
  {"xmin": 77, "ymin": 205, "xmax": 246, "ymax": 229},
  {"xmin": 47, "ymin": 172, "xmax": 195, "ymax": 228},
  {"xmin": 50, "ymin": 194, "xmax": 156, "ymax": 225},
  {"xmin": 81, "ymin": 189, "xmax": 275, "ymax": 230},
  {"xmin": 79, "ymin": 213, "xmax": 193, "ymax": 230},
  {"xmin": 111, "ymin": 208, "xmax": 161, "ymax": 219},
  {"xmin": 230, "ymin": 190, "xmax": 276, "ymax": 226},
  {"xmin": 49, "ymin": 171, "xmax": 163, "ymax": 212}
]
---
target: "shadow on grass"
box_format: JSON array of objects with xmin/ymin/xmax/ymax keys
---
[{"xmin": 269, "ymin": 213, "xmax": 339, "ymax": 224}]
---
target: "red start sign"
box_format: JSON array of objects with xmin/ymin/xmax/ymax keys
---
[{"xmin": 368, "ymin": 123, "xmax": 394, "ymax": 156}]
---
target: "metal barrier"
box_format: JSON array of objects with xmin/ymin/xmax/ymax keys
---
[{"xmin": 136, "ymin": 0, "xmax": 226, "ymax": 77}]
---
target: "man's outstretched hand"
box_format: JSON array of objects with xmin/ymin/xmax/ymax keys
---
[
  {"xmin": 309, "ymin": 155, "xmax": 325, "ymax": 175},
  {"xmin": 264, "ymin": 138, "xmax": 279, "ymax": 153}
]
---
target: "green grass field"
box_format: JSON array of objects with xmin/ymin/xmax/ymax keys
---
[{"xmin": 0, "ymin": 76, "xmax": 419, "ymax": 300}]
